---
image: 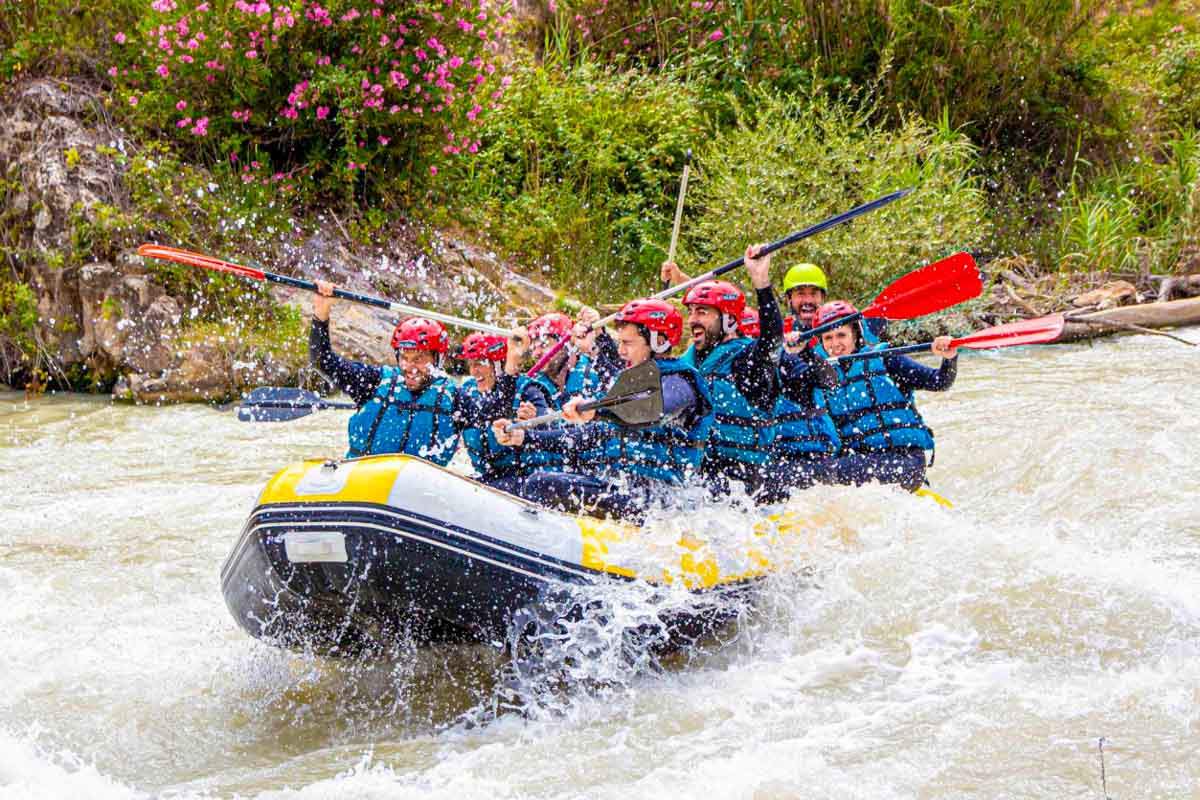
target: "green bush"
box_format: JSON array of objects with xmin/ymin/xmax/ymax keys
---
[
  {"xmin": 682, "ymin": 89, "xmax": 988, "ymax": 303},
  {"xmin": 448, "ymin": 60, "xmax": 703, "ymax": 300},
  {"xmin": 0, "ymin": 0, "xmax": 140, "ymax": 80},
  {"xmin": 0, "ymin": 279, "xmax": 38, "ymax": 361}
]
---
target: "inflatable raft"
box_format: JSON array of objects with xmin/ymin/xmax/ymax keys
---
[{"xmin": 220, "ymin": 455, "xmax": 819, "ymax": 656}]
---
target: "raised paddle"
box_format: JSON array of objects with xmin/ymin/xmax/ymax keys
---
[
  {"xmin": 804, "ymin": 251, "xmax": 983, "ymax": 341},
  {"xmin": 831, "ymin": 313, "xmax": 1067, "ymax": 363},
  {"xmin": 506, "ymin": 359, "xmax": 663, "ymax": 432},
  {"xmin": 526, "ymin": 187, "xmax": 914, "ymax": 377},
  {"xmin": 662, "ymin": 149, "xmax": 692, "ymax": 291},
  {"xmin": 236, "ymin": 387, "xmax": 356, "ymax": 422},
  {"xmin": 137, "ymin": 244, "xmax": 515, "ymax": 336}
]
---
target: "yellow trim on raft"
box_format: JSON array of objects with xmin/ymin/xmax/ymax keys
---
[
  {"xmin": 257, "ymin": 457, "xmax": 406, "ymax": 506},
  {"xmin": 914, "ymin": 486, "xmax": 954, "ymax": 508},
  {"xmin": 253, "ymin": 455, "xmax": 954, "ymax": 589}
]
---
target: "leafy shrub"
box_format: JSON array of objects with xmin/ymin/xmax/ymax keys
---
[
  {"xmin": 543, "ymin": 0, "xmax": 1119, "ymax": 154},
  {"xmin": 682, "ymin": 89, "xmax": 988, "ymax": 302},
  {"xmin": 0, "ymin": 0, "xmax": 140, "ymax": 80},
  {"xmin": 109, "ymin": 0, "xmax": 513, "ymax": 202},
  {"xmin": 449, "ymin": 60, "xmax": 702, "ymax": 300},
  {"xmin": 0, "ymin": 279, "xmax": 38, "ymax": 363}
]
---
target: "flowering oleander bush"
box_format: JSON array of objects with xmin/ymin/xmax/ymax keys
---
[{"xmin": 109, "ymin": 0, "xmax": 514, "ymax": 201}]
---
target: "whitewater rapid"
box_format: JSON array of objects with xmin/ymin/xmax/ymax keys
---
[{"xmin": 2, "ymin": 333, "xmax": 1197, "ymax": 799}]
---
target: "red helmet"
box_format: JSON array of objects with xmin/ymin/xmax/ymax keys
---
[
  {"xmin": 615, "ymin": 298, "xmax": 684, "ymax": 350},
  {"xmin": 738, "ymin": 307, "xmax": 760, "ymax": 338},
  {"xmin": 457, "ymin": 332, "xmax": 507, "ymax": 362},
  {"xmin": 528, "ymin": 312, "xmax": 573, "ymax": 341},
  {"xmin": 682, "ymin": 280, "xmax": 746, "ymax": 319},
  {"xmin": 391, "ymin": 317, "xmax": 449, "ymax": 353},
  {"xmin": 813, "ymin": 300, "xmax": 859, "ymax": 330}
]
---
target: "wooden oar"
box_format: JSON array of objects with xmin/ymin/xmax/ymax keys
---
[
  {"xmin": 506, "ymin": 359, "xmax": 662, "ymax": 431},
  {"xmin": 831, "ymin": 313, "xmax": 1066, "ymax": 363},
  {"xmin": 804, "ymin": 251, "xmax": 983, "ymax": 340},
  {"xmin": 137, "ymin": 244, "xmax": 514, "ymax": 336},
  {"xmin": 662, "ymin": 149, "xmax": 692, "ymax": 291},
  {"xmin": 236, "ymin": 387, "xmax": 356, "ymax": 422},
  {"xmin": 525, "ymin": 187, "xmax": 914, "ymax": 376}
]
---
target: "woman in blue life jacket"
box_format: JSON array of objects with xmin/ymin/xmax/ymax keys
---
[
  {"xmin": 491, "ymin": 298, "xmax": 713, "ymax": 522},
  {"xmin": 310, "ymin": 280, "xmax": 460, "ymax": 464},
  {"xmin": 812, "ymin": 300, "xmax": 958, "ymax": 491},
  {"xmin": 453, "ymin": 331, "xmax": 555, "ymax": 488},
  {"xmin": 512, "ymin": 309, "xmax": 621, "ymax": 410}
]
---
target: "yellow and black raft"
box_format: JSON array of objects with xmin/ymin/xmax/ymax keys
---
[{"xmin": 219, "ymin": 455, "xmax": 844, "ymax": 657}]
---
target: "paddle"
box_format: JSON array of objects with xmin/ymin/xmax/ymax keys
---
[
  {"xmin": 831, "ymin": 313, "xmax": 1066, "ymax": 363},
  {"xmin": 803, "ymin": 251, "xmax": 983, "ymax": 341},
  {"xmin": 526, "ymin": 187, "xmax": 914, "ymax": 377},
  {"xmin": 137, "ymin": 244, "xmax": 514, "ymax": 336},
  {"xmin": 663, "ymin": 149, "xmax": 692, "ymax": 291},
  {"xmin": 236, "ymin": 387, "xmax": 357, "ymax": 422},
  {"xmin": 506, "ymin": 359, "xmax": 663, "ymax": 432}
]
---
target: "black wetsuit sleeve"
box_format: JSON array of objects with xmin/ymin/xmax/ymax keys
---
[
  {"xmin": 780, "ymin": 349, "xmax": 837, "ymax": 406},
  {"xmin": 731, "ymin": 287, "xmax": 783, "ymax": 408},
  {"xmin": 309, "ymin": 319, "xmax": 383, "ymax": 406},
  {"xmin": 887, "ymin": 354, "xmax": 958, "ymax": 393}
]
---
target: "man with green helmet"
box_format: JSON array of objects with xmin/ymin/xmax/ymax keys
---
[{"xmin": 781, "ymin": 262, "xmax": 829, "ymax": 344}]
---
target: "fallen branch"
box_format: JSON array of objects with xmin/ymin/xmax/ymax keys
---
[
  {"xmin": 1054, "ymin": 296, "xmax": 1200, "ymax": 343},
  {"xmin": 1064, "ymin": 315, "xmax": 1197, "ymax": 346}
]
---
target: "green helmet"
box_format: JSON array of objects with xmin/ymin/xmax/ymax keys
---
[{"xmin": 782, "ymin": 262, "xmax": 828, "ymax": 293}]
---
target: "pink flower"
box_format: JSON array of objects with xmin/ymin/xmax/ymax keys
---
[
  {"xmin": 176, "ymin": 117, "xmax": 192, "ymax": 128},
  {"xmin": 707, "ymin": 29, "xmax": 724, "ymax": 42},
  {"xmin": 379, "ymin": 136, "xmax": 390, "ymax": 145},
  {"xmin": 429, "ymin": 165, "xmax": 437, "ymax": 175},
  {"xmin": 128, "ymin": 95, "xmax": 139, "ymax": 106},
  {"xmin": 245, "ymin": 49, "xmax": 257, "ymax": 59},
  {"xmin": 176, "ymin": 99, "xmax": 187, "ymax": 110},
  {"xmin": 113, "ymin": 32, "xmax": 126, "ymax": 44},
  {"xmin": 156, "ymin": 63, "xmax": 170, "ymax": 77},
  {"xmin": 107, "ymin": 66, "xmax": 119, "ymax": 77},
  {"xmin": 316, "ymin": 106, "xmax": 329, "ymax": 119}
]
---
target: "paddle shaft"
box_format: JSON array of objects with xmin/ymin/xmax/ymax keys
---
[
  {"xmin": 663, "ymin": 150, "xmax": 692, "ymax": 291},
  {"xmin": 138, "ymin": 245, "xmax": 514, "ymax": 336},
  {"xmin": 505, "ymin": 390, "xmax": 650, "ymax": 432},
  {"xmin": 527, "ymin": 187, "xmax": 913, "ymax": 376}
]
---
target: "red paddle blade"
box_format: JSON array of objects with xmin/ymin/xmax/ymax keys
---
[
  {"xmin": 137, "ymin": 244, "xmax": 266, "ymax": 281},
  {"xmin": 954, "ymin": 313, "xmax": 1065, "ymax": 350},
  {"xmin": 862, "ymin": 251, "xmax": 981, "ymax": 319}
]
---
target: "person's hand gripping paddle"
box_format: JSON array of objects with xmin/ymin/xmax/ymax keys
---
[{"xmin": 500, "ymin": 359, "xmax": 663, "ymax": 442}]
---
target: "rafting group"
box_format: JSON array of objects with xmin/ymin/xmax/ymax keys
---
[{"xmin": 308, "ymin": 243, "xmax": 963, "ymax": 522}]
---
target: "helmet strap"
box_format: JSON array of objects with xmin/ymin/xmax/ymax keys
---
[
  {"xmin": 722, "ymin": 313, "xmax": 739, "ymax": 335},
  {"xmin": 649, "ymin": 331, "xmax": 671, "ymax": 354}
]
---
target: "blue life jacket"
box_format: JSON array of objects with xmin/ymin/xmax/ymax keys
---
[
  {"xmin": 773, "ymin": 392, "xmax": 840, "ymax": 458},
  {"xmin": 460, "ymin": 376, "xmax": 562, "ymax": 477},
  {"xmin": 815, "ymin": 338, "xmax": 934, "ymax": 453},
  {"xmin": 680, "ymin": 338, "xmax": 776, "ymax": 467},
  {"xmin": 532, "ymin": 353, "xmax": 605, "ymax": 409},
  {"xmin": 346, "ymin": 368, "xmax": 460, "ymax": 464},
  {"xmin": 577, "ymin": 358, "xmax": 714, "ymax": 485}
]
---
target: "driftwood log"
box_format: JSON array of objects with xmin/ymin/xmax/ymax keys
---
[{"xmin": 1056, "ymin": 296, "xmax": 1200, "ymax": 343}]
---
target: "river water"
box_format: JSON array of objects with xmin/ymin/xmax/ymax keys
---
[{"xmin": 2, "ymin": 334, "xmax": 1198, "ymax": 799}]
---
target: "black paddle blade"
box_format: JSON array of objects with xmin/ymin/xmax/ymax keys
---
[
  {"xmin": 236, "ymin": 387, "xmax": 355, "ymax": 423},
  {"xmin": 589, "ymin": 359, "xmax": 664, "ymax": 426}
]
